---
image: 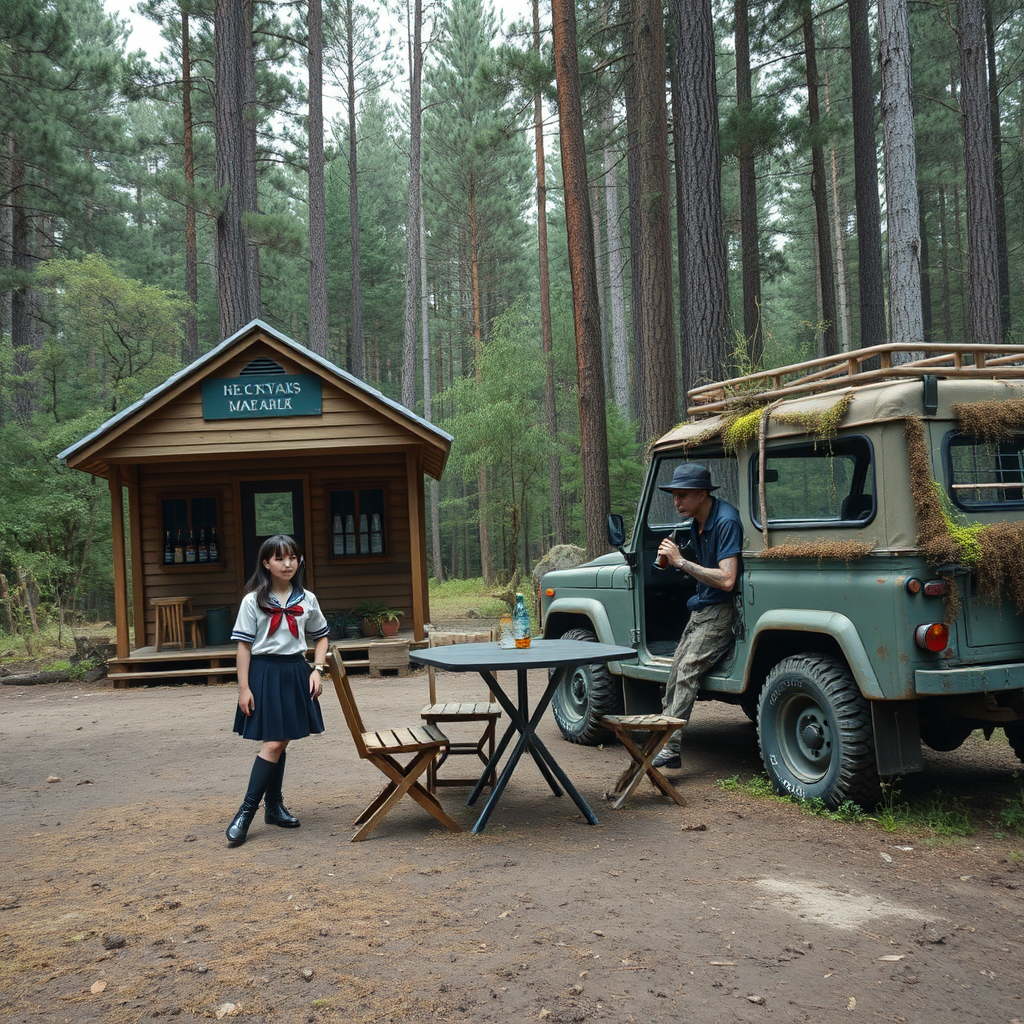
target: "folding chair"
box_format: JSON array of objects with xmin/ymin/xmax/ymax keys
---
[
  {"xmin": 420, "ymin": 630, "xmax": 502, "ymax": 793},
  {"xmin": 326, "ymin": 647, "xmax": 462, "ymax": 841},
  {"xmin": 598, "ymin": 714, "xmax": 688, "ymax": 809}
]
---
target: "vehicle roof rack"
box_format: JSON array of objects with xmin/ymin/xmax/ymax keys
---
[{"xmin": 685, "ymin": 342, "xmax": 1024, "ymax": 419}]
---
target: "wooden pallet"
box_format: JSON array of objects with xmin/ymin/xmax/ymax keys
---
[{"xmin": 686, "ymin": 342, "xmax": 1024, "ymax": 419}]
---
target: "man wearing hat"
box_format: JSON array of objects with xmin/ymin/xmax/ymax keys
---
[{"xmin": 652, "ymin": 463, "xmax": 742, "ymax": 769}]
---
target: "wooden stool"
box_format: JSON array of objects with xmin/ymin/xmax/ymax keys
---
[
  {"xmin": 598, "ymin": 714, "xmax": 688, "ymax": 809},
  {"xmin": 183, "ymin": 612, "xmax": 204, "ymax": 649},
  {"xmin": 151, "ymin": 596, "xmax": 192, "ymax": 652}
]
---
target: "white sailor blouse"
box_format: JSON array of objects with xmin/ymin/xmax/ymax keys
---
[{"xmin": 230, "ymin": 587, "xmax": 330, "ymax": 655}]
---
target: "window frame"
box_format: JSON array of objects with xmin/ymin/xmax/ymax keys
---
[
  {"xmin": 748, "ymin": 434, "xmax": 876, "ymax": 530},
  {"xmin": 943, "ymin": 430, "xmax": 1024, "ymax": 512}
]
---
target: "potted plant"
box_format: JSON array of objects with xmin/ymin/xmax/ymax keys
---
[
  {"xmin": 353, "ymin": 601, "xmax": 387, "ymax": 638},
  {"xmin": 375, "ymin": 608, "xmax": 403, "ymax": 637}
]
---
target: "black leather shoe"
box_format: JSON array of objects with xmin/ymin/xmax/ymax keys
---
[
  {"xmin": 226, "ymin": 802, "xmax": 258, "ymax": 845},
  {"xmin": 265, "ymin": 802, "xmax": 300, "ymax": 828}
]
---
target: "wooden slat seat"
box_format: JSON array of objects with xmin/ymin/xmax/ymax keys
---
[
  {"xmin": 598, "ymin": 714, "xmax": 688, "ymax": 810},
  {"xmin": 327, "ymin": 646, "xmax": 461, "ymax": 841},
  {"xmin": 420, "ymin": 630, "xmax": 501, "ymax": 792}
]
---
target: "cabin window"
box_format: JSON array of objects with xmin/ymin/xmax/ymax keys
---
[
  {"xmin": 945, "ymin": 432, "xmax": 1024, "ymax": 510},
  {"xmin": 750, "ymin": 436, "xmax": 875, "ymax": 528},
  {"xmin": 161, "ymin": 496, "xmax": 221, "ymax": 565},
  {"xmin": 328, "ymin": 487, "xmax": 387, "ymax": 557}
]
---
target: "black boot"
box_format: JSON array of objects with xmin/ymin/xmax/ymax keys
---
[
  {"xmin": 264, "ymin": 750, "xmax": 300, "ymax": 828},
  {"xmin": 226, "ymin": 755, "xmax": 278, "ymax": 846}
]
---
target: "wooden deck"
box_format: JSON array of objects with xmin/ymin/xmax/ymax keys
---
[{"xmin": 106, "ymin": 631, "xmax": 426, "ymax": 688}]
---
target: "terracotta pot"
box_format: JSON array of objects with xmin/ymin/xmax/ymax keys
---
[{"xmin": 379, "ymin": 618, "xmax": 400, "ymax": 637}]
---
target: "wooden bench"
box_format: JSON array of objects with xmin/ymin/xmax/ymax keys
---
[{"xmin": 598, "ymin": 714, "xmax": 688, "ymax": 809}]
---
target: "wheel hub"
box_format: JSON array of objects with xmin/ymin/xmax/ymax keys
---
[{"xmin": 801, "ymin": 721, "xmax": 825, "ymax": 751}]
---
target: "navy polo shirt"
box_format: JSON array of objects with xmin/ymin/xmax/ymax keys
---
[{"xmin": 687, "ymin": 497, "xmax": 742, "ymax": 610}]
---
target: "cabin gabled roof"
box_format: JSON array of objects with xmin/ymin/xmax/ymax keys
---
[{"xmin": 58, "ymin": 320, "xmax": 452, "ymax": 479}]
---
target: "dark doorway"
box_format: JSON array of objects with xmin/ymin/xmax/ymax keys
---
[{"xmin": 240, "ymin": 479, "xmax": 307, "ymax": 581}]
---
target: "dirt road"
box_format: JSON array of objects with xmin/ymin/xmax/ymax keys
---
[{"xmin": 2, "ymin": 670, "xmax": 1022, "ymax": 1023}]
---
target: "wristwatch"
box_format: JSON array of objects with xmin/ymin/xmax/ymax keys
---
[{"xmin": 313, "ymin": 663, "xmax": 326, "ymax": 673}]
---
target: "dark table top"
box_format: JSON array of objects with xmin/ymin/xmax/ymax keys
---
[{"xmin": 409, "ymin": 638, "xmax": 637, "ymax": 673}]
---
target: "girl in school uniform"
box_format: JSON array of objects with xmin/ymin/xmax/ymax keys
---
[{"xmin": 225, "ymin": 533, "xmax": 330, "ymax": 846}]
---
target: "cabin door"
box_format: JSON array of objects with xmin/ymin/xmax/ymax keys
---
[{"xmin": 239, "ymin": 478, "xmax": 309, "ymax": 584}]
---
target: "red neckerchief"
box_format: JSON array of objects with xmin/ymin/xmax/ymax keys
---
[{"xmin": 267, "ymin": 594, "xmax": 304, "ymax": 637}]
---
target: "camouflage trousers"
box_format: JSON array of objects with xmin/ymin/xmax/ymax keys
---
[{"xmin": 662, "ymin": 602, "xmax": 735, "ymax": 754}]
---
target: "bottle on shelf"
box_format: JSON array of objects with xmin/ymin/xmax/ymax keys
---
[
  {"xmin": 332, "ymin": 513, "xmax": 344, "ymax": 556},
  {"xmin": 512, "ymin": 593, "xmax": 531, "ymax": 649},
  {"xmin": 164, "ymin": 531, "xmax": 174, "ymax": 565},
  {"xmin": 370, "ymin": 513, "xmax": 383, "ymax": 554},
  {"xmin": 358, "ymin": 513, "xmax": 369, "ymax": 554},
  {"xmin": 174, "ymin": 529, "xmax": 184, "ymax": 564},
  {"xmin": 185, "ymin": 529, "xmax": 197, "ymax": 563},
  {"xmin": 198, "ymin": 528, "xmax": 208, "ymax": 563},
  {"xmin": 208, "ymin": 527, "xmax": 218, "ymax": 562},
  {"xmin": 344, "ymin": 514, "xmax": 356, "ymax": 555}
]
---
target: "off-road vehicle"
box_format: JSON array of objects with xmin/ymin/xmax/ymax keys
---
[{"xmin": 540, "ymin": 343, "xmax": 1024, "ymax": 808}]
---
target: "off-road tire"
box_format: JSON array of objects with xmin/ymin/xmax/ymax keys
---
[
  {"xmin": 550, "ymin": 627, "xmax": 624, "ymax": 745},
  {"xmin": 758, "ymin": 653, "xmax": 880, "ymax": 809}
]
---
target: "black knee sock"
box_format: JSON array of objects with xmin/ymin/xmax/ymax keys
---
[
  {"xmin": 265, "ymin": 750, "xmax": 287, "ymax": 805},
  {"xmin": 243, "ymin": 754, "xmax": 279, "ymax": 806}
]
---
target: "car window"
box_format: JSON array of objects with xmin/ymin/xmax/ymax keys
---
[
  {"xmin": 750, "ymin": 436, "xmax": 875, "ymax": 527},
  {"xmin": 646, "ymin": 454, "xmax": 739, "ymax": 530},
  {"xmin": 946, "ymin": 432, "xmax": 1024, "ymax": 510}
]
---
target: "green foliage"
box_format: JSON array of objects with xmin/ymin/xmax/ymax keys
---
[
  {"xmin": 870, "ymin": 782, "xmax": 975, "ymax": 837},
  {"xmin": 931, "ymin": 482, "xmax": 985, "ymax": 568},
  {"xmin": 996, "ymin": 782, "xmax": 1024, "ymax": 839}
]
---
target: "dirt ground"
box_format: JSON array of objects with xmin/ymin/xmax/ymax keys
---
[{"xmin": 2, "ymin": 667, "xmax": 1023, "ymax": 1024}]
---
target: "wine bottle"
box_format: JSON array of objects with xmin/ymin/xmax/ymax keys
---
[
  {"xmin": 209, "ymin": 528, "xmax": 218, "ymax": 562},
  {"xmin": 185, "ymin": 529, "xmax": 197, "ymax": 563},
  {"xmin": 333, "ymin": 514, "xmax": 344, "ymax": 556},
  {"xmin": 174, "ymin": 530, "xmax": 184, "ymax": 564},
  {"xmin": 358, "ymin": 513, "xmax": 369, "ymax": 554},
  {"xmin": 345, "ymin": 514, "xmax": 355, "ymax": 555},
  {"xmin": 198, "ymin": 528, "xmax": 208, "ymax": 562},
  {"xmin": 370, "ymin": 513, "xmax": 383, "ymax": 554},
  {"xmin": 164, "ymin": 531, "xmax": 174, "ymax": 565}
]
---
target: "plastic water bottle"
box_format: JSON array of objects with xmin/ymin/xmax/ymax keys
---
[{"xmin": 512, "ymin": 593, "xmax": 531, "ymax": 649}]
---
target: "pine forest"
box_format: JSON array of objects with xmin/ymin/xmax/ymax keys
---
[{"xmin": 1, "ymin": 0, "xmax": 1023, "ymax": 627}]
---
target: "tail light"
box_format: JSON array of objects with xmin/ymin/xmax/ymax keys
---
[{"xmin": 915, "ymin": 622, "xmax": 949, "ymax": 652}]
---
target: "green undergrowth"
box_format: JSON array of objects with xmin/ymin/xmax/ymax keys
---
[
  {"xmin": 717, "ymin": 772, "xmax": 1024, "ymax": 842},
  {"xmin": 428, "ymin": 577, "xmax": 509, "ymax": 622}
]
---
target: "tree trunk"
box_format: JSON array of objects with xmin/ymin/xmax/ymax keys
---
[
  {"xmin": 603, "ymin": 107, "xmax": 630, "ymax": 417},
  {"xmin": 938, "ymin": 184, "xmax": 954, "ymax": 341},
  {"xmin": 346, "ymin": 0, "xmax": 365, "ymax": 377},
  {"xmin": 306, "ymin": 0, "xmax": 328, "ymax": 356},
  {"xmin": 629, "ymin": 0, "xmax": 677, "ymax": 444},
  {"xmin": 878, "ymin": 0, "xmax": 924, "ymax": 351},
  {"xmin": 847, "ymin": 0, "xmax": 887, "ymax": 347},
  {"xmin": 957, "ymin": 0, "xmax": 1000, "ymax": 346},
  {"xmin": 242, "ymin": 0, "xmax": 261, "ymax": 315},
  {"xmin": 215, "ymin": 0, "xmax": 254, "ymax": 337},
  {"xmin": 534, "ymin": 0, "xmax": 565, "ymax": 546},
  {"xmin": 918, "ymin": 187, "xmax": 933, "ymax": 339},
  {"xmin": 802, "ymin": 4, "xmax": 838, "ymax": 357},
  {"xmin": 985, "ymin": 6, "xmax": 1010, "ymax": 338},
  {"xmin": 182, "ymin": 10, "xmax": 198, "ymax": 364},
  {"xmin": 822, "ymin": 42, "xmax": 851, "ymax": 353},
  {"xmin": 401, "ymin": 0, "xmax": 423, "ymax": 410},
  {"xmin": 552, "ymin": 0, "xmax": 611, "ymax": 560},
  {"xmin": 671, "ymin": 0, "xmax": 730, "ymax": 398},
  {"xmin": 735, "ymin": 0, "xmax": 763, "ymax": 364}
]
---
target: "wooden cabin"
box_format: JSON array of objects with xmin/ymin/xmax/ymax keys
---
[{"xmin": 58, "ymin": 320, "xmax": 451, "ymax": 684}]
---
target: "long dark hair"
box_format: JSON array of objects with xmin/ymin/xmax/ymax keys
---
[{"xmin": 245, "ymin": 534, "xmax": 306, "ymax": 612}]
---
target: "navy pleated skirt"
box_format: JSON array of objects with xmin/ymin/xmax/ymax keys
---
[{"xmin": 233, "ymin": 654, "xmax": 326, "ymax": 741}]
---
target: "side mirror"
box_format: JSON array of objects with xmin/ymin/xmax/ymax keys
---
[
  {"xmin": 606, "ymin": 513, "xmax": 636, "ymax": 568},
  {"xmin": 607, "ymin": 513, "xmax": 626, "ymax": 548}
]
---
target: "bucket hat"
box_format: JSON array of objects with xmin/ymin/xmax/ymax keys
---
[{"xmin": 658, "ymin": 463, "xmax": 719, "ymax": 493}]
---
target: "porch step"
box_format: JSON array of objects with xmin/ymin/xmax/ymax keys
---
[{"xmin": 108, "ymin": 666, "xmax": 238, "ymax": 688}]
